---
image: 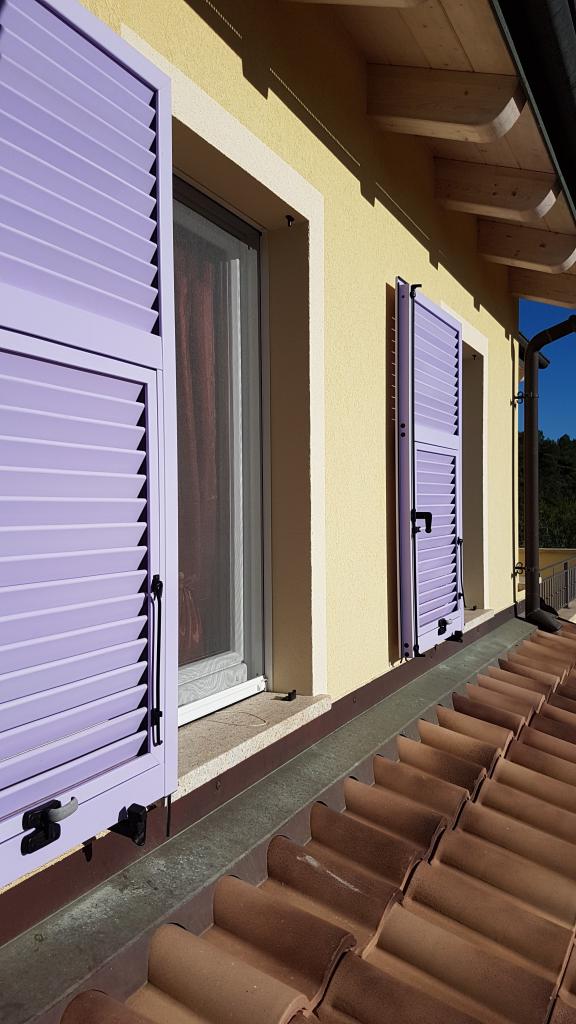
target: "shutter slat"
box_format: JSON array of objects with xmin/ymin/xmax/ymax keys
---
[
  {"xmin": 0, "ymin": 111, "xmax": 154, "ymax": 212},
  {"xmin": 0, "ymin": 437, "xmax": 146, "ymax": 473},
  {"xmin": 0, "ymin": 523, "xmax": 147, "ymax": 556},
  {"xmin": 0, "ymin": 467, "xmax": 146, "ymax": 498},
  {"xmin": 0, "ymin": 405, "xmax": 145, "ymax": 447},
  {"xmin": 0, "ymin": 732, "xmax": 145, "ymax": 823},
  {"xmin": 0, "ymin": 638, "xmax": 147, "ymax": 702},
  {"xmin": 0, "ymin": 253, "xmax": 159, "ymax": 332},
  {"xmin": 0, "ymin": 165, "xmax": 155, "ymax": 262},
  {"xmin": 420, "ymin": 572, "xmax": 456, "ymax": 594},
  {"xmin": 0, "ymin": 198, "xmax": 157, "ymax": 285},
  {"xmin": 416, "ymin": 589, "xmax": 457, "ymax": 610},
  {"xmin": 0, "ymin": 547, "xmax": 146, "ymax": 586},
  {"xmin": 0, "ymin": 30, "xmax": 155, "ymax": 147},
  {"xmin": 415, "ymin": 357, "xmax": 457, "ymax": 389},
  {"xmin": 0, "ymin": 497, "xmax": 146, "ymax": 526},
  {"xmin": 1, "ymin": 74, "xmax": 155, "ymax": 183},
  {"xmin": 414, "ymin": 360, "xmax": 458, "ymax": 391},
  {"xmin": 0, "ymin": 349, "xmax": 143, "ymax": 399},
  {"xmin": 419, "ymin": 599, "xmax": 458, "ymax": 628},
  {"xmin": 0, "ymin": 142, "xmax": 156, "ymax": 236},
  {"xmin": 2, "ymin": 1, "xmax": 154, "ymax": 108},
  {"xmin": 0, "ymin": 376, "xmax": 144, "ymax": 423},
  {"xmin": 2, "ymin": 616, "xmax": 146, "ymax": 673},
  {"xmin": 0, "ymin": 0, "xmax": 161, "ymax": 337},
  {"xmin": 0, "ymin": 594, "xmax": 145, "ymax": 644},
  {"xmin": 2, "ymin": 663, "xmax": 147, "ymax": 731},
  {"xmin": 0, "ymin": 224, "xmax": 157, "ymax": 306},
  {"xmin": 1, "ymin": 684, "xmax": 147, "ymax": 760},
  {"xmin": 0, "ymin": 708, "xmax": 146, "ymax": 798},
  {"xmin": 0, "ymin": 571, "xmax": 147, "ymax": 615}
]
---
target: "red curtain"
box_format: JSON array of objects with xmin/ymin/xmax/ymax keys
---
[{"xmin": 173, "ymin": 225, "xmax": 231, "ymax": 667}]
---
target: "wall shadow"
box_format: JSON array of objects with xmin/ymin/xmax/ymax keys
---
[{"xmin": 183, "ymin": 0, "xmax": 516, "ymax": 336}]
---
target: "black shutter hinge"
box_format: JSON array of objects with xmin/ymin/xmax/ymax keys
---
[
  {"xmin": 110, "ymin": 803, "xmax": 148, "ymax": 847},
  {"xmin": 512, "ymin": 392, "xmax": 524, "ymax": 407}
]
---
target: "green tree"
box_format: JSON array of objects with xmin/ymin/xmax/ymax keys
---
[{"xmin": 518, "ymin": 431, "xmax": 576, "ymax": 546}]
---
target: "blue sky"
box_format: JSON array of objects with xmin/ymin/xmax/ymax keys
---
[{"xmin": 519, "ymin": 298, "xmax": 576, "ymax": 439}]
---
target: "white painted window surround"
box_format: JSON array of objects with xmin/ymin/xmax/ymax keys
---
[
  {"xmin": 441, "ymin": 304, "xmax": 491, "ymax": 617},
  {"xmin": 123, "ymin": 28, "xmax": 327, "ymax": 700}
]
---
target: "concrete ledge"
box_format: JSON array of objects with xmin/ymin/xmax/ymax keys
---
[
  {"xmin": 176, "ymin": 692, "xmax": 332, "ymax": 799},
  {"xmin": 0, "ymin": 617, "xmax": 534, "ymax": 1024}
]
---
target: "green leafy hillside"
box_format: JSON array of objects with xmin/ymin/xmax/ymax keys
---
[{"xmin": 519, "ymin": 432, "xmax": 576, "ymax": 546}]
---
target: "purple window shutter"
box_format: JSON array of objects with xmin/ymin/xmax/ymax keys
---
[
  {"xmin": 0, "ymin": 0, "xmax": 177, "ymax": 888},
  {"xmin": 396, "ymin": 279, "xmax": 464, "ymax": 657}
]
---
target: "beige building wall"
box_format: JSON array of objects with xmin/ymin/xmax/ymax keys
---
[{"xmin": 80, "ymin": 0, "xmax": 519, "ymax": 701}]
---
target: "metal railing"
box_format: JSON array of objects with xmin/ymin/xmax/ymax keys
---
[{"xmin": 540, "ymin": 556, "xmax": 576, "ymax": 610}]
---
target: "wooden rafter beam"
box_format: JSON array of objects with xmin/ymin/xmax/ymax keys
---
[
  {"xmin": 368, "ymin": 67, "xmax": 525, "ymax": 143},
  {"xmin": 479, "ymin": 221, "xmax": 576, "ymax": 274},
  {"xmin": 435, "ymin": 160, "xmax": 559, "ymax": 223},
  {"xmin": 510, "ymin": 269, "xmax": 576, "ymax": 308},
  {"xmin": 287, "ymin": 0, "xmax": 426, "ymax": 5}
]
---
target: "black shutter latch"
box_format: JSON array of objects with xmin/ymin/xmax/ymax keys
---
[
  {"xmin": 412, "ymin": 510, "xmax": 433, "ymax": 535},
  {"xmin": 110, "ymin": 803, "xmax": 148, "ymax": 847},
  {"xmin": 21, "ymin": 800, "xmax": 61, "ymax": 855}
]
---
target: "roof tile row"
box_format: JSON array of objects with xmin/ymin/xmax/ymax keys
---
[{"xmin": 61, "ymin": 624, "xmax": 576, "ymax": 1024}]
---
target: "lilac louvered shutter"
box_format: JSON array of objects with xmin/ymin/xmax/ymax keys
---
[
  {"xmin": 0, "ymin": 0, "xmax": 177, "ymax": 887},
  {"xmin": 396, "ymin": 280, "xmax": 464, "ymax": 657}
]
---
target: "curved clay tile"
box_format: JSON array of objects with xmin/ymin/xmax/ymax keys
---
[
  {"xmin": 309, "ymin": 800, "xmax": 423, "ymax": 885},
  {"xmin": 206, "ymin": 875, "xmax": 354, "ymax": 1007},
  {"xmin": 265, "ymin": 833, "xmax": 398, "ymax": 954},
  {"xmin": 130, "ymin": 924, "xmax": 308, "ymax": 1024},
  {"xmin": 317, "ymin": 952, "xmax": 480, "ymax": 1024},
  {"xmin": 372, "ymin": 754, "xmax": 467, "ymax": 818},
  {"xmin": 61, "ymin": 992, "xmax": 152, "ymax": 1024}
]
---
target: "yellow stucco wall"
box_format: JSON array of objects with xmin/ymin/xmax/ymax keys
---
[{"xmin": 80, "ymin": 0, "xmax": 519, "ymax": 701}]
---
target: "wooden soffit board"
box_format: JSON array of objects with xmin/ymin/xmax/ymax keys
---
[
  {"xmin": 367, "ymin": 67, "xmax": 524, "ymax": 143},
  {"xmin": 510, "ymin": 269, "xmax": 576, "ymax": 308}
]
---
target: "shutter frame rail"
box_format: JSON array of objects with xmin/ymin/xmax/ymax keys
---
[{"xmin": 396, "ymin": 279, "xmax": 464, "ymax": 658}]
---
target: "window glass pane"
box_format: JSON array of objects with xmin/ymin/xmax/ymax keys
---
[{"xmin": 173, "ymin": 195, "xmax": 263, "ymax": 685}]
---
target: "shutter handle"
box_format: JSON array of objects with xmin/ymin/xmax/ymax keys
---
[
  {"xmin": 412, "ymin": 510, "xmax": 433, "ymax": 534},
  {"xmin": 48, "ymin": 797, "xmax": 79, "ymax": 823}
]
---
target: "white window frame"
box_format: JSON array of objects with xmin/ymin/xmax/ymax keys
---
[{"xmin": 173, "ymin": 181, "xmax": 267, "ymax": 725}]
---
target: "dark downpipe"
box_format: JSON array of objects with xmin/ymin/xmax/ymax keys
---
[{"xmin": 524, "ymin": 316, "xmax": 576, "ymax": 629}]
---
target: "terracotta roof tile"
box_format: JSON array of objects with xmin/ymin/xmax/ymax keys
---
[
  {"xmin": 452, "ymin": 691, "xmax": 526, "ymax": 736},
  {"xmin": 366, "ymin": 900, "xmax": 554, "ymax": 1024},
  {"xmin": 130, "ymin": 923, "xmax": 309, "ymax": 1024},
  {"xmin": 498, "ymin": 658, "xmax": 558, "ymax": 692},
  {"xmin": 265, "ymin": 832, "xmax": 398, "ymax": 954},
  {"xmin": 205, "ymin": 875, "xmax": 354, "ymax": 1005},
  {"xmin": 58, "ymin": 630, "xmax": 576, "ymax": 1024},
  {"xmin": 416, "ymin": 717, "xmax": 501, "ymax": 770},
  {"xmin": 464, "ymin": 680, "xmax": 536, "ymax": 720},
  {"xmin": 404, "ymin": 859, "xmax": 570, "ymax": 978},
  {"xmin": 62, "ymin": 992, "xmax": 152, "ymax": 1024},
  {"xmin": 396, "ymin": 733, "xmax": 486, "ymax": 792},
  {"xmin": 372, "ymin": 752, "xmax": 467, "ymax": 817},
  {"xmin": 475, "ymin": 673, "xmax": 545, "ymax": 712},
  {"xmin": 519, "ymin": 723, "xmax": 576, "ymax": 763},
  {"xmin": 550, "ymin": 999, "xmax": 576, "ymax": 1024},
  {"xmin": 434, "ymin": 826, "xmax": 576, "ymax": 927},
  {"xmin": 317, "ymin": 952, "xmax": 481, "ymax": 1024},
  {"xmin": 506, "ymin": 736, "xmax": 576, "ymax": 786},
  {"xmin": 341, "ymin": 777, "xmax": 445, "ymax": 851}
]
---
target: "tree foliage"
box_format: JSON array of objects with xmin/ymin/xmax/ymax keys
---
[{"xmin": 519, "ymin": 431, "xmax": 576, "ymax": 546}]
